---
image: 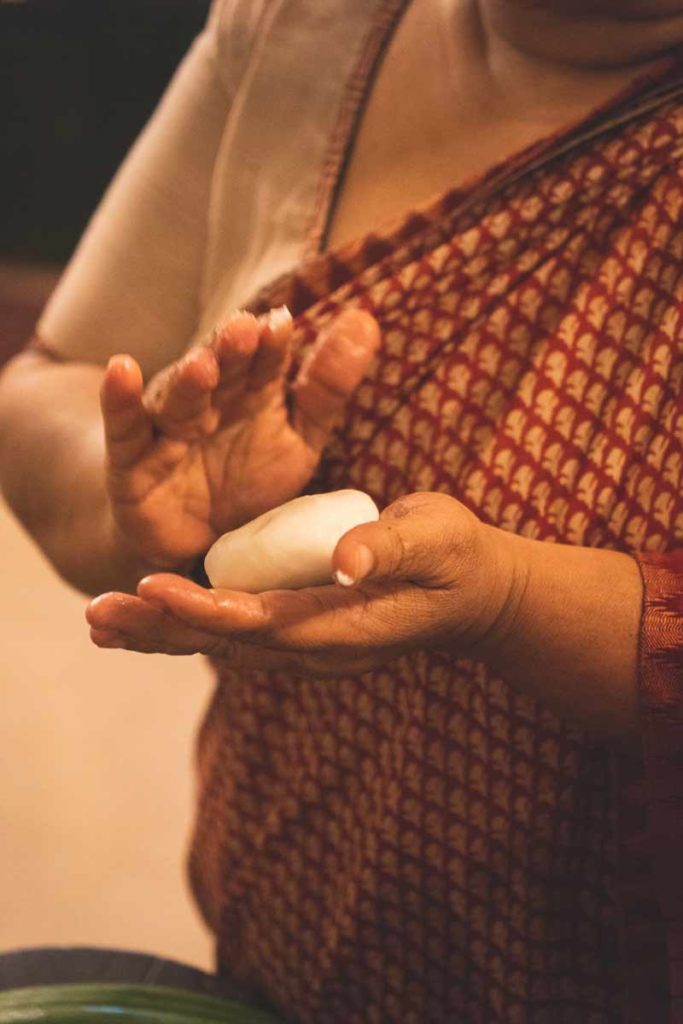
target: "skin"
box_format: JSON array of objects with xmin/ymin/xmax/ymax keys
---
[
  {"xmin": 326, "ymin": 0, "xmax": 683, "ymax": 248},
  {"xmin": 86, "ymin": 492, "xmax": 643, "ymax": 743},
  {"xmin": 1, "ymin": 0, "xmax": 675, "ymax": 738},
  {"xmin": 101, "ymin": 307, "xmax": 380, "ymax": 568},
  {"xmin": 484, "ymin": 0, "xmax": 683, "ymax": 67},
  {"xmin": 0, "ymin": 308, "xmax": 379, "ymax": 593}
]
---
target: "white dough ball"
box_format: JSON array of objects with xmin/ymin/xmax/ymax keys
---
[{"xmin": 204, "ymin": 489, "xmax": 380, "ymax": 592}]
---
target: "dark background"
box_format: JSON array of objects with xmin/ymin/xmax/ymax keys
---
[
  {"xmin": 0, "ymin": 0, "xmax": 210, "ymax": 362},
  {"xmin": 2, "ymin": 0, "xmax": 211, "ymax": 263}
]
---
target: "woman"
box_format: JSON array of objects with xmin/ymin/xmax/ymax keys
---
[{"xmin": 0, "ymin": 0, "xmax": 682, "ymax": 1020}]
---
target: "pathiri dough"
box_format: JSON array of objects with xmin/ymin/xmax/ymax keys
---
[{"xmin": 204, "ymin": 489, "xmax": 379, "ymax": 592}]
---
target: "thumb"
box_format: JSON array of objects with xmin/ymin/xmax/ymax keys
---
[
  {"xmin": 101, "ymin": 354, "xmax": 154, "ymax": 470},
  {"xmin": 332, "ymin": 492, "xmax": 473, "ymax": 589}
]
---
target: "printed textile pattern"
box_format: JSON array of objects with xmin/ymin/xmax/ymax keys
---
[{"xmin": 189, "ymin": 87, "xmax": 683, "ymax": 1024}]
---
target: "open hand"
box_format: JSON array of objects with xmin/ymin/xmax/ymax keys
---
[
  {"xmin": 101, "ymin": 307, "xmax": 380, "ymax": 571},
  {"xmin": 86, "ymin": 492, "xmax": 520, "ymax": 677}
]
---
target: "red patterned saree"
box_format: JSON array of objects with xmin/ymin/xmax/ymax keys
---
[{"xmin": 189, "ymin": 62, "xmax": 683, "ymax": 1024}]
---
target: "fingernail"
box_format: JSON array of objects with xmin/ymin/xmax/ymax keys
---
[
  {"xmin": 334, "ymin": 569, "xmax": 355, "ymax": 588},
  {"xmin": 137, "ymin": 578, "xmax": 163, "ymax": 602},
  {"xmin": 265, "ymin": 305, "xmax": 292, "ymax": 334}
]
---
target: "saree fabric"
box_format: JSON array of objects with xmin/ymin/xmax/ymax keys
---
[
  {"xmin": 188, "ymin": 61, "xmax": 683, "ymax": 1024},
  {"xmin": 636, "ymin": 551, "xmax": 683, "ymax": 1016}
]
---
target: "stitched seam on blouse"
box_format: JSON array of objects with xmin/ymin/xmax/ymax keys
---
[
  {"xmin": 209, "ymin": 0, "xmax": 282, "ymax": 103},
  {"xmin": 302, "ymin": 0, "xmax": 413, "ymax": 261}
]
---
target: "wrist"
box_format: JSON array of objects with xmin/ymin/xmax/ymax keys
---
[
  {"xmin": 459, "ymin": 523, "xmax": 531, "ymax": 657},
  {"xmin": 466, "ymin": 532, "xmax": 643, "ymax": 740}
]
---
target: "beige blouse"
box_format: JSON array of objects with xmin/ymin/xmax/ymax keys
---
[{"xmin": 38, "ymin": 0, "xmax": 407, "ymax": 379}]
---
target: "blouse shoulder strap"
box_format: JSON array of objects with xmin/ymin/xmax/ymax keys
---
[{"xmin": 194, "ymin": 0, "xmax": 407, "ymax": 341}]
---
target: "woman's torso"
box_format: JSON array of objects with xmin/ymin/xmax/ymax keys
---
[{"xmin": 188, "ymin": 3, "xmax": 683, "ymax": 1022}]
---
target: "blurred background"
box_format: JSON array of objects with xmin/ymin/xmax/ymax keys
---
[{"xmin": 1, "ymin": 0, "xmax": 215, "ymax": 969}]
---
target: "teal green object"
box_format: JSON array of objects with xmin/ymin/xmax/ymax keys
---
[{"xmin": 0, "ymin": 984, "xmax": 282, "ymax": 1024}]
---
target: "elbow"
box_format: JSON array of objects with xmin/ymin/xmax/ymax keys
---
[
  {"xmin": 0, "ymin": 349, "xmax": 55, "ymax": 507},
  {"xmin": 0, "ymin": 350, "xmax": 38, "ymax": 462}
]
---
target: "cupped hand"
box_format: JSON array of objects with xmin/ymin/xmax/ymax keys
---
[
  {"xmin": 101, "ymin": 307, "xmax": 380, "ymax": 571},
  {"xmin": 86, "ymin": 492, "xmax": 522, "ymax": 677}
]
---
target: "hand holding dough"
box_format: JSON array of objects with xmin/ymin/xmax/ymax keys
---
[{"xmin": 204, "ymin": 490, "xmax": 380, "ymax": 592}]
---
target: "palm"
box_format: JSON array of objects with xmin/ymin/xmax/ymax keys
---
[
  {"xmin": 115, "ymin": 392, "xmax": 317, "ymax": 566},
  {"xmin": 102, "ymin": 309, "xmax": 378, "ymax": 570},
  {"xmin": 202, "ymin": 389, "xmax": 318, "ymax": 529}
]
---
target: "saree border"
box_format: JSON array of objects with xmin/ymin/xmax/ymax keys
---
[{"xmin": 632, "ymin": 551, "xmax": 683, "ymax": 1020}]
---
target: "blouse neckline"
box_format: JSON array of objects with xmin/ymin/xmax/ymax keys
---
[{"xmin": 305, "ymin": 3, "xmax": 683, "ymax": 268}]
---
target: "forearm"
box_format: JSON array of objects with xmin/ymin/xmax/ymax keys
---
[
  {"xmin": 473, "ymin": 528, "xmax": 643, "ymax": 743},
  {"xmin": 0, "ymin": 353, "xmax": 158, "ymax": 596}
]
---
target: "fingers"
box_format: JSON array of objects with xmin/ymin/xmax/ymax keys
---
[
  {"xmin": 86, "ymin": 583, "xmax": 291, "ymax": 665},
  {"xmin": 101, "ymin": 355, "xmax": 154, "ymax": 470},
  {"xmin": 86, "ymin": 569, "xmax": 428, "ymax": 672},
  {"xmin": 332, "ymin": 492, "xmax": 476, "ymax": 588},
  {"xmin": 144, "ymin": 308, "xmax": 293, "ymax": 438},
  {"xmin": 103, "ymin": 304, "xmax": 372, "ymax": 459},
  {"xmin": 86, "ymin": 589, "xmax": 222, "ymax": 656},
  {"xmin": 136, "ymin": 573, "xmax": 270, "ymax": 635},
  {"xmin": 144, "ymin": 345, "xmax": 220, "ymax": 439},
  {"xmin": 248, "ymin": 306, "xmax": 293, "ymax": 390},
  {"xmin": 86, "ymin": 584, "xmax": 361, "ymax": 675},
  {"xmin": 136, "ymin": 573, "xmax": 365, "ymax": 651},
  {"xmin": 211, "ymin": 311, "xmax": 261, "ymax": 409},
  {"xmin": 291, "ymin": 309, "xmax": 380, "ymax": 451},
  {"xmin": 212, "ymin": 306, "xmax": 292, "ymax": 405}
]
